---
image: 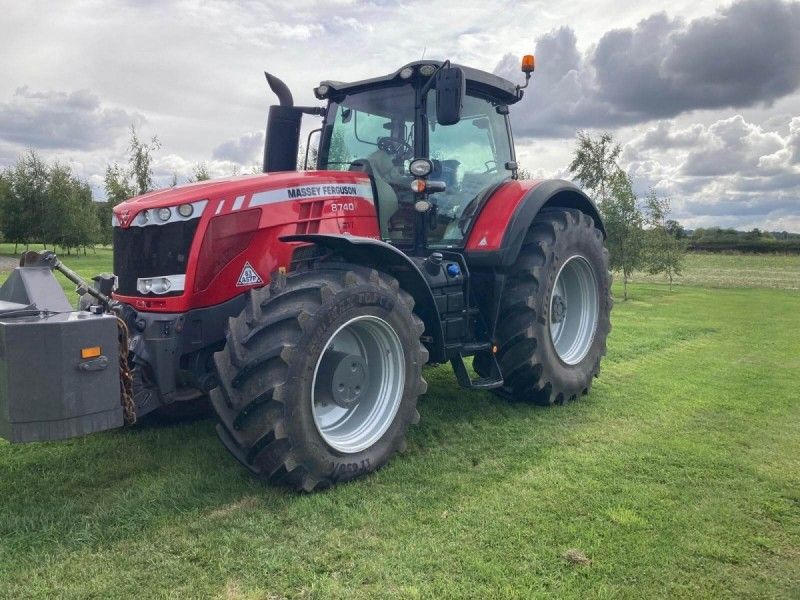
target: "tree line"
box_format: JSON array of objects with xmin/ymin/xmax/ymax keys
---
[
  {"xmin": 687, "ymin": 227, "xmax": 800, "ymax": 253},
  {"xmin": 0, "ymin": 127, "xmax": 210, "ymax": 252}
]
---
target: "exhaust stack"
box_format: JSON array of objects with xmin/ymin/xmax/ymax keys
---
[{"xmin": 262, "ymin": 72, "xmax": 301, "ymax": 173}]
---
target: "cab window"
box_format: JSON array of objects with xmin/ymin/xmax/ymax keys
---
[{"xmin": 427, "ymin": 94, "xmax": 513, "ymax": 247}]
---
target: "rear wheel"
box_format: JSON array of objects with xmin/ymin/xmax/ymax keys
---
[
  {"xmin": 211, "ymin": 266, "xmax": 427, "ymax": 491},
  {"xmin": 476, "ymin": 207, "xmax": 612, "ymax": 405}
]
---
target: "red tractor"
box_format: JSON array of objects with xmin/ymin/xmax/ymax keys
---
[{"xmin": 0, "ymin": 58, "xmax": 611, "ymax": 491}]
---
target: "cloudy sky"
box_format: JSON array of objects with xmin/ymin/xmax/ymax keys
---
[{"xmin": 1, "ymin": 0, "xmax": 799, "ymax": 231}]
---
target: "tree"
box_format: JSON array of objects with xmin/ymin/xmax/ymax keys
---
[
  {"xmin": 665, "ymin": 219, "xmax": 686, "ymax": 239},
  {"xmin": 97, "ymin": 126, "xmax": 160, "ymax": 245},
  {"xmin": 42, "ymin": 161, "xmax": 72, "ymax": 249},
  {"xmin": 643, "ymin": 189, "xmax": 686, "ymax": 292},
  {"xmin": 297, "ymin": 143, "xmax": 319, "ymax": 171},
  {"xmin": 128, "ymin": 126, "xmax": 161, "ymax": 196},
  {"xmin": 568, "ymin": 131, "xmax": 622, "ymax": 204},
  {"xmin": 45, "ymin": 162, "xmax": 98, "ymax": 254},
  {"xmin": 602, "ymin": 169, "xmax": 644, "ymax": 300},
  {"xmin": 187, "ymin": 162, "xmax": 210, "ymax": 182},
  {"xmin": 0, "ymin": 170, "xmax": 13, "ymax": 245},
  {"xmin": 517, "ymin": 165, "xmax": 533, "ymax": 180},
  {"xmin": 1, "ymin": 151, "xmax": 49, "ymax": 251},
  {"xmin": 96, "ymin": 163, "xmax": 132, "ymax": 245}
]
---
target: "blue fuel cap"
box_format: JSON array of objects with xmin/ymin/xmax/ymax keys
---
[{"xmin": 446, "ymin": 263, "xmax": 461, "ymax": 277}]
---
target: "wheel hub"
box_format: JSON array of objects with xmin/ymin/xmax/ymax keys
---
[
  {"xmin": 318, "ymin": 351, "xmax": 367, "ymax": 409},
  {"xmin": 311, "ymin": 316, "xmax": 406, "ymax": 454}
]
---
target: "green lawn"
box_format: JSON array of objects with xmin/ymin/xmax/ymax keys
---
[{"xmin": 0, "ymin": 250, "xmax": 798, "ymax": 598}]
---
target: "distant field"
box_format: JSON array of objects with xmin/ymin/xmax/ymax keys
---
[
  {"xmin": 632, "ymin": 252, "xmax": 800, "ymax": 290},
  {"xmin": 0, "ymin": 248, "xmax": 798, "ymax": 598}
]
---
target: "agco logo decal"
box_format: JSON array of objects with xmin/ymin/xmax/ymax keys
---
[{"xmin": 236, "ymin": 262, "xmax": 264, "ymax": 287}]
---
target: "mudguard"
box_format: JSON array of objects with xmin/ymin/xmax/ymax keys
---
[
  {"xmin": 280, "ymin": 234, "xmax": 446, "ymax": 363},
  {"xmin": 464, "ymin": 179, "xmax": 605, "ymax": 267}
]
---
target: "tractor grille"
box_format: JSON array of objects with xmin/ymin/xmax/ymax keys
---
[{"xmin": 113, "ymin": 220, "xmax": 200, "ymax": 296}]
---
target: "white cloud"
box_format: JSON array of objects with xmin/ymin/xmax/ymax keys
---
[
  {"xmin": 0, "ymin": 87, "xmax": 141, "ymax": 151},
  {"xmin": 623, "ymin": 115, "xmax": 800, "ymax": 230}
]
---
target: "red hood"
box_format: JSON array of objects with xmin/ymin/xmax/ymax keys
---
[{"xmin": 112, "ymin": 170, "xmax": 370, "ymax": 225}]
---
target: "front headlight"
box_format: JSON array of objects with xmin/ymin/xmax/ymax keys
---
[
  {"xmin": 136, "ymin": 274, "xmax": 185, "ymax": 295},
  {"xmin": 157, "ymin": 207, "xmax": 172, "ymax": 222},
  {"xmin": 137, "ymin": 278, "xmax": 153, "ymax": 294},
  {"xmin": 177, "ymin": 203, "xmax": 193, "ymax": 218},
  {"xmin": 409, "ymin": 158, "xmax": 433, "ymax": 177}
]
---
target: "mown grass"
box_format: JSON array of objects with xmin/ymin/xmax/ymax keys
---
[
  {"xmin": 0, "ymin": 249, "xmax": 798, "ymax": 598},
  {"xmin": 631, "ymin": 251, "xmax": 800, "ymax": 290}
]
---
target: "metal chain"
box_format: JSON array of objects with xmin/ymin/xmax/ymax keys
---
[{"xmin": 116, "ymin": 317, "xmax": 137, "ymax": 425}]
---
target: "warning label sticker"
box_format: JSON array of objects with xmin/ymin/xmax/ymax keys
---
[{"xmin": 236, "ymin": 261, "xmax": 264, "ymax": 287}]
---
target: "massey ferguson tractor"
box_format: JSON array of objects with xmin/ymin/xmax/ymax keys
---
[{"xmin": 0, "ymin": 57, "xmax": 611, "ymax": 491}]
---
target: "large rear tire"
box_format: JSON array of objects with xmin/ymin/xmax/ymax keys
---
[
  {"xmin": 211, "ymin": 266, "xmax": 427, "ymax": 491},
  {"xmin": 476, "ymin": 207, "xmax": 612, "ymax": 405}
]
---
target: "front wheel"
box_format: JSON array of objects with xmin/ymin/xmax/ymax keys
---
[
  {"xmin": 211, "ymin": 266, "xmax": 427, "ymax": 491},
  {"xmin": 476, "ymin": 207, "xmax": 612, "ymax": 405}
]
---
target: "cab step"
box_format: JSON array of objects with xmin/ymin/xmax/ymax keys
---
[{"xmin": 450, "ymin": 352, "xmax": 504, "ymax": 390}]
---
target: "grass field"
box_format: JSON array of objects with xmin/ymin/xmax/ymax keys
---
[
  {"xmin": 631, "ymin": 252, "xmax": 800, "ymax": 290},
  {"xmin": 0, "ymin": 248, "xmax": 798, "ymax": 598}
]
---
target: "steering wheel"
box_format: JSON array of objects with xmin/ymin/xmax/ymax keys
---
[{"xmin": 378, "ymin": 136, "xmax": 413, "ymax": 160}]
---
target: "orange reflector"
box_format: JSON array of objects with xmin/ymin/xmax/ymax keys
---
[
  {"xmin": 81, "ymin": 346, "xmax": 102, "ymax": 359},
  {"xmin": 521, "ymin": 54, "xmax": 535, "ymax": 73},
  {"xmin": 410, "ymin": 179, "xmax": 426, "ymax": 193}
]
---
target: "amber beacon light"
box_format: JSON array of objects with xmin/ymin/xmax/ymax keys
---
[{"xmin": 521, "ymin": 54, "xmax": 535, "ymax": 73}]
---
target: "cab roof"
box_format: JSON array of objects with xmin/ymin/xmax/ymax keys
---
[{"xmin": 319, "ymin": 61, "xmax": 521, "ymax": 105}]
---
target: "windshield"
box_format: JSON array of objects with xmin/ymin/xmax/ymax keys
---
[
  {"xmin": 318, "ymin": 84, "xmax": 416, "ymax": 245},
  {"xmin": 318, "ymin": 85, "xmax": 415, "ymax": 169}
]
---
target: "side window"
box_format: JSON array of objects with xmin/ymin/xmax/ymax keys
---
[{"xmin": 427, "ymin": 94, "xmax": 513, "ymax": 247}]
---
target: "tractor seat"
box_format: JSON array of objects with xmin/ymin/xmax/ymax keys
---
[{"xmin": 349, "ymin": 151, "xmax": 400, "ymax": 237}]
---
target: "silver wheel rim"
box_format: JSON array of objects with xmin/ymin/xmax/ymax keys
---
[
  {"xmin": 311, "ymin": 315, "xmax": 405, "ymax": 453},
  {"xmin": 549, "ymin": 256, "xmax": 599, "ymax": 365}
]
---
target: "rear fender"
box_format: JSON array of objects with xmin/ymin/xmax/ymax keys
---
[
  {"xmin": 465, "ymin": 179, "xmax": 604, "ymax": 268},
  {"xmin": 280, "ymin": 234, "xmax": 445, "ymax": 363}
]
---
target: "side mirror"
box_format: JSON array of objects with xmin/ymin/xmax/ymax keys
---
[{"xmin": 436, "ymin": 66, "xmax": 465, "ymax": 126}]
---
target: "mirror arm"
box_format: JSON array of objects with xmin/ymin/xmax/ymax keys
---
[{"xmin": 420, "ymin": 59, "xmax": 450, "ymax": 98}]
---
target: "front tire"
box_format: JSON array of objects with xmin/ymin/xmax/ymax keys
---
[
  {"xmin": 477, "ymin": 207, "xmax": 612, "ymax": 405},
  {"xmin": 211, "ymin": 266, "xmax": 427, "ymax": 491}
]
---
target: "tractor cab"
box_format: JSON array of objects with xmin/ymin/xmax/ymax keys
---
[{"xmin": 267, "ymin": 61, "xmax": 526, "ymax": 254}]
